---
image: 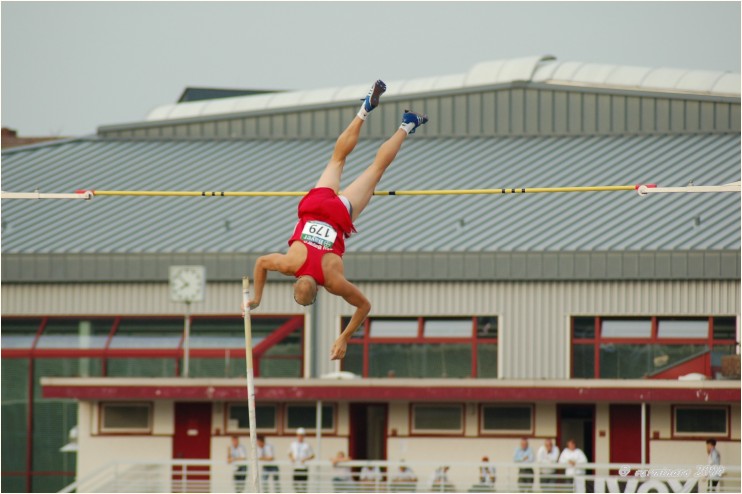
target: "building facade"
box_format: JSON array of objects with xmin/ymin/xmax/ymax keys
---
[{"xmin": 2, "ymin": 56, "xmax": 740, "ymax": 492}]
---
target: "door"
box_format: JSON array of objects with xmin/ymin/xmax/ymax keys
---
[
  {"xmin": 609, "ymin": 404, "xmax": 643, "ymax": 466},
  {"xmin": 349, "ymin": 403, "xmax": 388, "ymax": 460},
  {"xmin": 557, "ymin": 404, "xmax": 595, "ymax": 462},
  {"xmin": 172, "ymin": 402, "xmax": 212, "ymax": 492}
]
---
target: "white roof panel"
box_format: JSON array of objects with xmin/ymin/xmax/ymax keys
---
[{"xmin": 144, "ymin": 56, "xmax": 740, "ymax": 122}]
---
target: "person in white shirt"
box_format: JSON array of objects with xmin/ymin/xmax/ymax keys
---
[
  {"xmin": 429, "ymin": 465, "xmax": 454, "ymax": 492},
  {"xmin": 706, "ymin": 438, "xmax": 722, "ymax": 492},
  {"xmin": 558, "ymin": 439, "xmax": 588, "ymax": 485},
  {"xmin": 227, "ymin": 435, "xmax": 247, "ymax": 493},
  {"xmin": 257, "ymin": 435, "xmax": 280, "ymax": 492},
  {"xmin": 391, "ymin": 460, "xmax": 418, "ymax": 492},
  {"xmin": 331, "ymin": 451, "xmax": 354, "ymax": 492},
  {"xmin": 288, "ymin": 427, "xmax": 315, "ymax": 493},
  {"xmin": 478, "ymin": 456, "xmax": 496, "ymax": 486},
  {"xmin": 536, "ymin": 438, "xmax": 560, "ymax": 485},
  {"xmin": 359, "ymin": 462, "xmax": 382, "ymax": 492}
]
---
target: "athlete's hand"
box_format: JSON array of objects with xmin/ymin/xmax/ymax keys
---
[
  {"xmin": 330, "ymin": 336, "xmax": 348, "ymax": 360},
  {"xmin": 241, "ymin": 300, "xmax": 260, "ymax": 316}
]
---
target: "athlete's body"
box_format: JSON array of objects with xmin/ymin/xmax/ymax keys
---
[{"xmin": 247, "ymin": 80, "xmax": 428, "ymax": 361}]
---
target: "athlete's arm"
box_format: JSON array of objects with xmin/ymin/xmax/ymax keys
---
[
  {"xmin": 324, "ymin": 275, "xmax": 371, "ymax": 360},
  {"xmin": 250, "ymin": 253, "xmax": 290, "ymax": 308}
]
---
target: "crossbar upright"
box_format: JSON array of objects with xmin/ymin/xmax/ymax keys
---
[{"xmin": 241, "ymin": 278, "xmax": 260, "ymax": 493}]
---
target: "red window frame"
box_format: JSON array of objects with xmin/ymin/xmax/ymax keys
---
[
  {"xmin": 2, "ymin": 314, "xmax": 304, "ymax": 377},
  {"xmin": 341, "ymin": 316, "xmax": 498, "ymax": 378},
  {"xmin": 571, "ymin": 316, "xmax": 738, "ymax": 379}
]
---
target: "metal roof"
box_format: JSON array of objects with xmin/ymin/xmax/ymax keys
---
[
  {"xmin": 2, "ymin": 133, "xmax": 739, "ymax": 256},
  {"xmin": 144, "ymin": 56, "xmax": 741, "ymax": 122}
]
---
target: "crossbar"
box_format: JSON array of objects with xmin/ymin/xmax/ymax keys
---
[{"xmin": 2, "ymin": 183, "xmax": 739, "ymax": 200}]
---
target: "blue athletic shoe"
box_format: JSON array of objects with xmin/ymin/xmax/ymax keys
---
[
  {"xmin": 361, "ymin": 79, "xmax": 387, "ymax": 112},
  {"xmin": 402, "ymin": 109, "xmax": 429, "ymax": 134}
]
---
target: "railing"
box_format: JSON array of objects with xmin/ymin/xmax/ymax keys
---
[{"xmin": 60, "ymin": 460, "xmax": 740, "ymax": 493}]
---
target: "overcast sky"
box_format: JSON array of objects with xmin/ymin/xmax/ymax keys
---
[{"xmin": 2, "ymin": 1, "xmax": 740, "ymax": 136}]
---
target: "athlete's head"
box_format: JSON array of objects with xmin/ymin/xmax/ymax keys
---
[{"xmin": 293, "ymin": 276, "xmax": 318, "ymax": 306}]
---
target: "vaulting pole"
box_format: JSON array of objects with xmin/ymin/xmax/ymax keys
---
[{"xmin": 242, "ymin": 277, "xmax": 260, "ymax": 493}]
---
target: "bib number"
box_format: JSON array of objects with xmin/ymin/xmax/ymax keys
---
[{"xmin": 301, "ymin": 221, "xmax": 337, "ymax": 250}]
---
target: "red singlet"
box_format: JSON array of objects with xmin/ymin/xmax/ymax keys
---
[{"xmin": 288, "ymin": 187, "xmax": 355, "ymax": 285}]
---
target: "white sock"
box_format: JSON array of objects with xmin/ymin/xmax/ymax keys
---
[
  {"xmin": 399, "ymin": 122, "xmax": 415, "ymax": 134},
  {"xmin": 357, "ymin": 103, "xmax": 370, "ymax": 121}
]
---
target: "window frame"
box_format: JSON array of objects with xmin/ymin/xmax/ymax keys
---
[
  {"xmin": 2, "ymin": 314, "xmax": 304, "ymax": 378},
  {"xmin": 479, "ymin": 403, "xmax": 535, "ymax": 437},
  {"xmin": 283, "ymin": 402, "xmax": 338, "ymax": 435},
  {"xmin": 409, "ymin": 403, "xmax": 465, "ymax": 436},
  {"xmin": 671, "ymin": 405, "xmax": 731, "ymax": 439},
  {"xmin": 341, "ymin": 315, "xmax": 499, "ymax": 378},
  {"xmin": 99, "ymin": 402, "xmax": 153, "ymax": 435},
  {"xmin": 570, "ymin": 316, "xmax": 738, "ymax": 379},
  {"xmin": 225, "ymin": 402, "xmax": 279, "ymax": 434}
]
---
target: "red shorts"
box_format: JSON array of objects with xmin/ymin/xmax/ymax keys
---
[{"xmin": 287, "ymin": 188, "xmax": 356, "ymax": 285}]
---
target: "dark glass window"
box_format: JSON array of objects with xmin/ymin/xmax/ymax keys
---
[
  {"xmin": 286, "ymin": 404, "xmax": 334, "ymax": 431},
  {"xmin": 675, "ymin": 407, "xmax": 727, "ymax": 435},
  {"xmin": 482, "ymin": 405, "xmax": 533, "ymax": 432},
  {"xmin": 228, "ymin": 404, "xmax": 277, "ymax": 432},
  {"xmin": 573, "ymin": 317, "xmax": 595, "ymax": 339},
  {"xmin": 713, "ymin": 317, "xmax": 737, "ymax": 340},
  {"xmin": 412, "ymin": 404, "xmax": 463, "ymax": 432}
]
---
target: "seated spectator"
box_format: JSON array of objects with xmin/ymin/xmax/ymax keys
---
[
  {"xmin": 429, "ymin": 465, "xmax": 456, "ymax": 492},
  {"xmin": 390, "ymin": 460, "xmax": 417, "ymax": 492},
  {"xmin": 359, "ymin": 462, "xmax": 382, "ymax": 492},
  {"xmin": 468, "ymin": 456, "xmax": 496, "ymax": 492},
  {"xmin": 331, "ymin": 451, "xmax": 354, "ymax": 492}
]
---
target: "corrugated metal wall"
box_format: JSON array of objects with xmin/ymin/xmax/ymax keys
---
[
  {"xmin": 3, "ymin": 280, "xmax": 739, "ymax": 379},
  {"xmin": 100, "ymin": 86, "xmax": 741, "ymax": 139}
]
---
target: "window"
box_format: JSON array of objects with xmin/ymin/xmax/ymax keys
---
[
  {"xmin": 342, "ymin": 316, "xmax": 498, "ymax": 378},
  {"xmin": 227, "ymin": 403, "xmax": 277, "ymax": 433},
  {"xmin": 572, "ymin": 316, "xmax": 737, "ymax": 379},
  {"xmin": 412, "ymin": 404, "xmax": 463, "ymax": 434},
  {"xmin": 481, "ymin": 405, "xmax": 533, "ymax": 434},
  {"xmin": 601, "ymin": 319, "xmax": 651, "ymax": 338},
  {"xmin": 370, "ymin": 320, "xmax": 418, "ymax": 338},
  {"xmin": 657, "ymin": 319, "xmax": 708, "ymax": 339},
  {"xmin": 1, "ymin": 318, "xmax": 43, "ymax": 348},
  {"xmin": 100, "ymin": 403, "xmax": 152, "ymax": 433},
  {"xmin": 285, "ymin": 404, "xmax": 335, "ymax": 433},
  {"xmin": 424, "ymin": 319, "xmax": 472, "ymax": 338},
  {"xmin": 674, "ymin": 406, "xmax": 728, "ymax": 437},
  {"xmin": 109, "ymin": 318, "xmax": 183, "ymax": 349},
  {"xmin": 37, "ymin": 318, "xmax": 113, "ymax": 349}
]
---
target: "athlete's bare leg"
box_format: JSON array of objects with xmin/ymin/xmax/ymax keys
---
[
  {"xmin": 342, "ymin": 110, "xmax": 428, "ymax": 221},
  {"xmin": 315, "ymin": 117, "xmax": 364, "ymax": 193},
  {"xmin": 341, "ymin": 129, "xmax": 407, "ymax": 221},
  {"xmin": 316, "ymin": 80, "xmax": 386, "ymax": 192}
]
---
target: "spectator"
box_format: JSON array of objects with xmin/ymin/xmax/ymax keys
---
[
  {"xmin": 257, "ymin": 435, "xmax": 280, "ymax": 492},
  {"xmin": 288, "ymin": 427, "xmax": 315, "ymax": 493},
  {"xmin": 359, "ymin": 462, "xmax": 382, "ymax": 492},
  {"xmin": 479, "ymin": 456, "xmax": 496, "ymax": 485},
  {"xmin": 536, "ymin": 438, "xmax": 560, "ymax": 485},
  {"xmin": 706, "ymin": 438, "xmax": 722, "ymax": 492},
  {"xmin": 331, "ymin": 451, "xmax": 354, "ymax": 492},
  {"xmin": 227, "ymin": 435, "xmax": 247, "ymax": 493},
  {"xmin": 467, "ymin": 456, "xmax": 496, "ymax": 492},
  {"xmin": 513, "ymin": 438, "xmax": 535, "ymax": 492},
  {"xmin": 429, "ymin": 465, "xmax": 455, "ymax": 492},
  {"xmin": 391, "ymin": 460, "xmax": 417, "ymax": 492},
  {"xmin": 558, "ymin": 439, "xmax": 588, "ymax": 487}
]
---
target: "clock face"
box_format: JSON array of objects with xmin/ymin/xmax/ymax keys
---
[{"xmin": 169, "ymin": 266, "xmax": 206, "ymax": 302}]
